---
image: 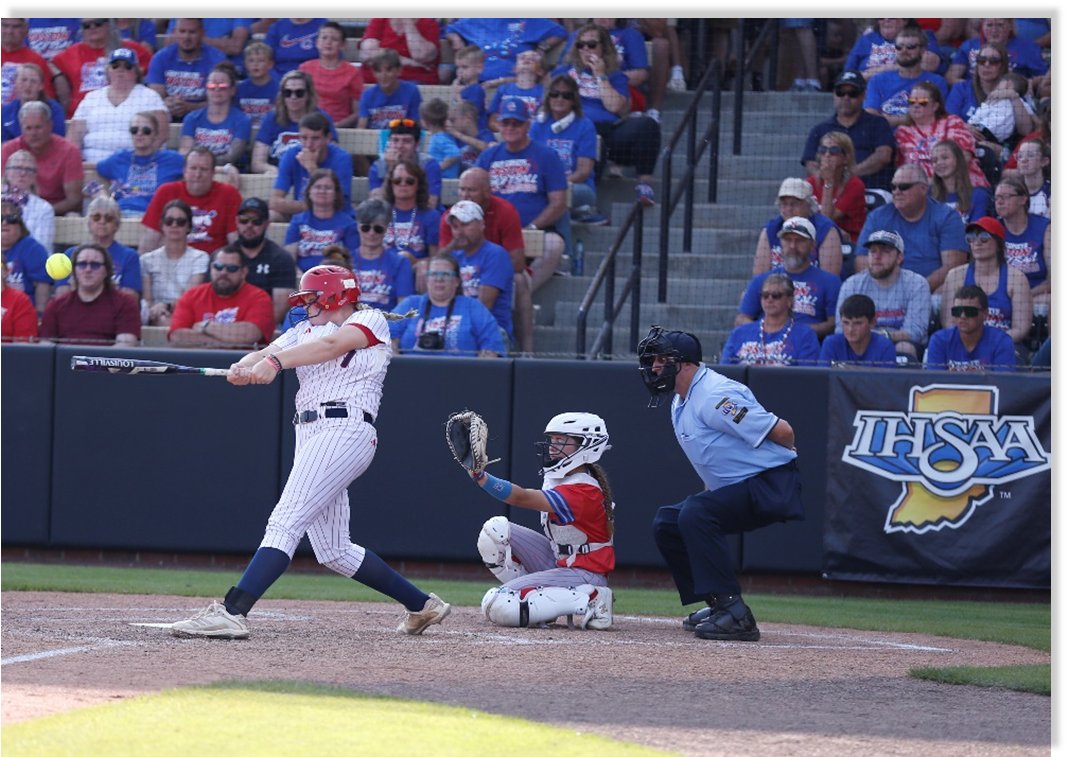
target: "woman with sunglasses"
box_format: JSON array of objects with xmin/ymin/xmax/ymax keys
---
[
  {"xmin": 941, "ymin": 216, "xmax": 1032, "ymax": 349},
  {"xmin": 284, "ymin": 168, "xmax": 359, "ymax": 273},
  {"xmin": 530, "ymin": 74, "xmax": 604, "ymax": 225},
  {"xmin": 993, "ymin": 175, "xmax": 1050, "ymax": 306},
  {"xmin": 350, "ymin": 198, "xmax": 413, "ymax": 311},
  {"xmin": 389, "ymin": 253, "xmax": 505, "ymax": 357},
  {"xmin": 2, "ymin": 150, "xmax": 53, "ymax": 249},
  {"xmin": 805, "ymin": 132, "xmax": 866, "ymax": 246},
  {"xmin": 251, "ymin": 70, "xmax": 337, "ymax": 175},
  {"xmin": 51, "ymin": 19, "xmax": 151, "ymax": 117},
  {"xmin": 552, "ymin": 22, "xmax": 661, "ymax": 207},
  {"xmin": 721, "ymin": 273, "xmax": 820, "ymax": 366},
  {"xmin": 894, "ymin": 81, "xmax": 988, "ymax": 190},
  {"xmin": 178, "ymin": 63, "xmax": 251, "ymax": 170},
  {"xmin": 929, "ymin": 139, "xmax": 991, "ymax": 225},
  {"xmin": 40, "ymin": 243, "xmax": 140, "ymax": 346},
  {"xmin": 53, "ymin": 196, "xmax": 141, "ymax": 301},
  {"xmin": 384, "ymin": 159, "xmax": 440, "ymax": 291},
  {"xmin": 945, "ymin": 43, "xmax": 1037, "ymax": 146},
  {"xmin": 67, "ymin": 47, "xmax": 168, "ymax": 163},
  {"xmin": 0, "ymin": 200, "xmax": 50, "ymax": 314},
  {"xmin": 95, "ymin": 111, "xmax": 184, "ymax": 216},
  {"xmin": 1, "ymin": 64, "xmax": 66, "ymax": 142},
  {"xmin": 140, "ymin": 199, "xmax": 210, "ymax": 326}
]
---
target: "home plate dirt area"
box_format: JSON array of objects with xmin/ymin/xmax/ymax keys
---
[{"xmin": 1, "ymin": 592, "xmax": 1050, "ymax": 756}]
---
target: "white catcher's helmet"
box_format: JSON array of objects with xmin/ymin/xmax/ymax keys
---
[{"xmin": 537, "ymin": 412, "xmax": 611, "ymax": 480}]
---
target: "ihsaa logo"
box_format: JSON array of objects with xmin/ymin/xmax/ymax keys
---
[{"xmin": 841, "ymin": 384, "xmax": 1050, "ymax": 535}]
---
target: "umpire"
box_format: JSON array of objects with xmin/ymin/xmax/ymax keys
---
[{"xmin": 637, "ymin": 325, "xmax": 803, "ymax": 642}]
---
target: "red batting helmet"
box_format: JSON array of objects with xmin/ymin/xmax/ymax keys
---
[{"xmin": 287, "ymin": 264, "xmax": 361, "ymax": 311}]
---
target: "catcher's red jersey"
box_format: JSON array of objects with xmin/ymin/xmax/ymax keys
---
[{"xmin": 542, "ymin": 480, "xmax": 615, "ymax": 574}]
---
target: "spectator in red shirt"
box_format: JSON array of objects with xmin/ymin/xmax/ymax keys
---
[
  {"xmin": 51, "ymin": 18, "xmax": 152, "ymax": 117},
  {"xmin": 139, "ymin": 146, "xmax": 242, "ymax": 254},
  {"xmin": 299, "ymin": 21, "xmax": 362, "ymax": 128},
  {"xmin": 359, "ymin": 18, "xmax": 441, "ymax": 85},
  {"xmin": 805, "ymin": 131, "xmax": 867, "ymax": 245},
  {"xmin": 0, "ymin": 249, "xmax": 38, "ymax": 341},
  {"xmin": 168, "ymin": 246, "xmax": 277, "ymax": 348},
  {"xmin": 0, "ymin": 101, "xmax": 84, "ymax": 215},
  {"xmin": 39, "ymin": 243, "xmax": 141, "ymax": 346}
]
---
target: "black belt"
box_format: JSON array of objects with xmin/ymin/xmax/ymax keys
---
[{"xmin": 293, "ymin": 406, "xmax": 374, "ymax": 425}]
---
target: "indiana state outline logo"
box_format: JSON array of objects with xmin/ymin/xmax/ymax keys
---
[{"xmin": 841, "ymin": 384, "xmax": 1050, "ymax": 534}]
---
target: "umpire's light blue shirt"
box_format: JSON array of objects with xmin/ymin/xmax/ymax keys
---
[{"xmin": 671, "ymin": 365, "xmax": 797, "ymax": 492}]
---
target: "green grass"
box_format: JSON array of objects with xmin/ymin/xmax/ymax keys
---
[
  {"xmin": 2, "ymin": 561, "xmax": 1049, "ymax": 696},
  {"xmin": 910, "ymin": 665, "xmax": 1050, "ymax": 696},
  {"xmin": 1, "ymin": 680, "xmax": 670, "ymax": 756}
]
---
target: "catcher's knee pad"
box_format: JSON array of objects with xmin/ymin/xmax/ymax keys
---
[
  {"xmin": 477, "ymin": 516, "xmax": 527, "ymax": 583},
  {"xmin": 481, "ymin": 585, "xmax": 591, "ymax": 627}
]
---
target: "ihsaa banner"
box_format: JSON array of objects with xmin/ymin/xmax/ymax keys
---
[{"xmin": 824, "ymin": 373, "xmax": 1051, "ymax": 588}]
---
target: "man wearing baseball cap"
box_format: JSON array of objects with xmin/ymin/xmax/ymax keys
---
[
  {"xmin": 738, "ymin": 215, "xmax": 842, "ymax": 338},
  {"xmin": 476, "ymin": 96, "xmax": 568, "ymax": 289},
  {"xmin": 800, "ymin": 70, "xmax": 896, "ymax": 191},
  {"xmin": 446, "ymin": 199, "xmax": 515, "ymax": 343},
  {"xmin": 230, "ymin": 197, "xmax": 297, "ymax": 323},
  {"xmin": 854, "ymin": 163, "xmax": 967, "ymax": 294},
  {"xmin": 836, "ymin": 228, "xmax": 932, "ymax": 361},
  {"xmin": 755, "ymin": 178, "xmax": 843, "ymax": 277}
]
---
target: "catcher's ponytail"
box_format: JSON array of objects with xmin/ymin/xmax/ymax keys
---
[{"xmin": 587, "ymin": 463, "xmax": 615, "ymax": 538}]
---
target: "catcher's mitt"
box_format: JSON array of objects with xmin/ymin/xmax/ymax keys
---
[{"xmin": 445, "ymin": 410, "xmax": 497, "ymax": 475}]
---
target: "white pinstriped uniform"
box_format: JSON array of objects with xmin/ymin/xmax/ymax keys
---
[{"xmin": 258, "ymin": 308, "xmax": 392, "ymax": 578}]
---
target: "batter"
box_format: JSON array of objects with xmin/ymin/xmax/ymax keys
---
[
  {"xmin": 170, "ymin": 264, "xmax": 450, "ymax": 639},
  {"xmin": 472, "ymin": 412, "xmax": 615, "ymax": 630}
]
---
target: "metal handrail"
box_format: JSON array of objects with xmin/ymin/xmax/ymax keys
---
[{"xmin": 575, "ymin": 58, "xmax": 723, "ymax": 360}]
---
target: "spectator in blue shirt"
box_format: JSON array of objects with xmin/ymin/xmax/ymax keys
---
[
  {"xmin": 855, "ymin": 163, "xmax": 967, "ymax": 293},
  {"xmin": 270, "ymin": 111, "xmax": 352, "ymax": 221},
  {"xmin": 947, "ymin": 18, "xmax": 1048, "ymax": 86},
  {"xmin": 446, "ymin": 199, "xmax": 515, "ymax": 342},
  {"xmin": 264, "ymin": 18, "xmax": 325, "ymax": 76},
  {"xmin": 444, "ymin": 18, "xmax": 566, "ymax": 85},
  {"xmin": 924, "ymin": 284, "xmax": 1016, "ymax": 371},
  {"xmin": 236, "ymin": 42, "xmax": 279, "ymax": 131},
  {"xmin": 846, "ymin": 18, "xmax": 944, "ymax": 82},
  {"xmin": 179, "ymin": 63, "xmax": 251, "ymax": 170},
  {"xmin": 95, "ymin": 111, "xmax": 184, "ymax": 215},
  {"xmin": 53, "ymin": 195, "xmax": 142, "ymax": 300},
  {"xmin": 283, "ymin": 168, "xmax": 359, "ymax": 273},
  {"xmin": 390, "ymin": 253, "xmax": 505, "ymax": 357},
  {"xmin": 147, "ymin": 18, "xmax": 227, "ymax": 121},
  {"xmin": 864, "ymin": 26, "xmax": 948, "ymax": 127},
  {"xmin": 250, "ymin": 70, "xmax": 337, "ymax": 175},
  {"xmin": 1, "ymin": 63, "xmax": 65, "ymax": 141},
  {"xmin": 351, "ymin": 198, "xmax": 413, "ymax": 312},
  {"xmin": 475, "ymin": 97, "xmax": 568, "ymax": 291},
  {"xmin": 357, "ymin": 48, "xmax": 422, "ymax": 130},
  {"xmin": 722, "ymin": 273, "xmax": 821, "ymax": 366},
  {"xmin": 818, "ymin": 294, "xmax": 897, "ymax": 367}
]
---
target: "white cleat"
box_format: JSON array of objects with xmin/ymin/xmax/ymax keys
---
[
  {"xmin": 398, "ymin": 593, "xmax": 451, "ymax": 635},
  {"xmin": 581, "ymin": 586, "xmax": 613, "ymax": 630},
  {"xmin": 170, "ymin": 601, "xmax": 250, "ymax": 640}
]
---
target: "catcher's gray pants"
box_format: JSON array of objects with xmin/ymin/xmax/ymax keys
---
[{"xmin": 499, "ymin": 523, "xmax": 608, "ymax": 592}]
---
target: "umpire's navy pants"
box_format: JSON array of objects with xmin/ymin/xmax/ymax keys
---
[{"xmin": 652, "ymin": 461, "xmax": 802, "ymax": 605}]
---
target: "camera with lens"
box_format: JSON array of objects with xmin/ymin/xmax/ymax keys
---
[{"xmin": 417, "ymin": 330, "xmax": 445, "ymax": 350}]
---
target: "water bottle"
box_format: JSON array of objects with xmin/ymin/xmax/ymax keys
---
[{"xmin": 573, "ymin": 239, "xmax": 584, "ymax": 276}]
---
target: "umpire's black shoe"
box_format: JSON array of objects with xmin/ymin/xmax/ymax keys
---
[
  {"xmin": 681, "ymin": 605, "xmax": 714, "ymax": 632},
  {"xmin": 694, "ymin": 605, "xmax": 761, "ymax": 642}
]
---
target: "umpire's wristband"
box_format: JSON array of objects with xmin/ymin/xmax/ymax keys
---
[{"xmin": 479, "ymin": 472, "xmax": 513, "ymax": 502}]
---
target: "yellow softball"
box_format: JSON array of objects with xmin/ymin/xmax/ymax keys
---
[{"xmin": 45, "ymin": 253, "xmax": 73, "ymax": 281}]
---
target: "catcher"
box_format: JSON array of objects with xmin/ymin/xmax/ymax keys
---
[{"xmin": 446, "ymin": 410, "xmax": 616, "ymax": 630}]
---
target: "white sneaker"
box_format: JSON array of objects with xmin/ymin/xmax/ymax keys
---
[
  {"xmin": 667, "ymin": 75, "xmax": 686, "ymax": 93},
  {"xmin": 398, "ymin": 593, "xmax": 451, "ymax": 635},
  {"xmin": 171, "ymin": 601, "xmax": 250, "ymax": 639},
  {"xmin": 645, "ymin": 108, "xmax": 661, "ymax": 123},
  {"xmin": 581, "ymin": 586, "xmax": 613, "ymax": 630}
]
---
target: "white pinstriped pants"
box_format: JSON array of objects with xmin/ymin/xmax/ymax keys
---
[
  {"xmin": 499, "ymin": 523, "xmax": 608, "ymax": 592},
  {"xmin": 260, "ymin": 418, "xmax": 376, "ymax": 577}
]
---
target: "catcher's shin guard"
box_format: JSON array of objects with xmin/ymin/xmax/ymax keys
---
[
  {"xmin": 477, "ymin": 516, "xmax": 527, "ymax": 583},
  {"xmin": 481, "ymin": 585, "xmax": 593, "ymax": 627}
]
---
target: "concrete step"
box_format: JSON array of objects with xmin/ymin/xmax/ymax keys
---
[
  {"xmin": 532, "ymin": 322, "xmax": 735, "ymax": 360},
  {"xmin": 535, "ymin": 275, "xmax": 747, "ymax": 315},
  {"xmin": 608, "ymin": 202, "xmax": 777, "ymax": 230},
  {"xmin": 553, "ymin": 300, "xmax": 740, "ymax": 334}
]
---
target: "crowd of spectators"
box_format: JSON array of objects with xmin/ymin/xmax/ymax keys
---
[{"xmin": 0, "ymin": 17, "xmax": 1050, "ymax": 369}]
